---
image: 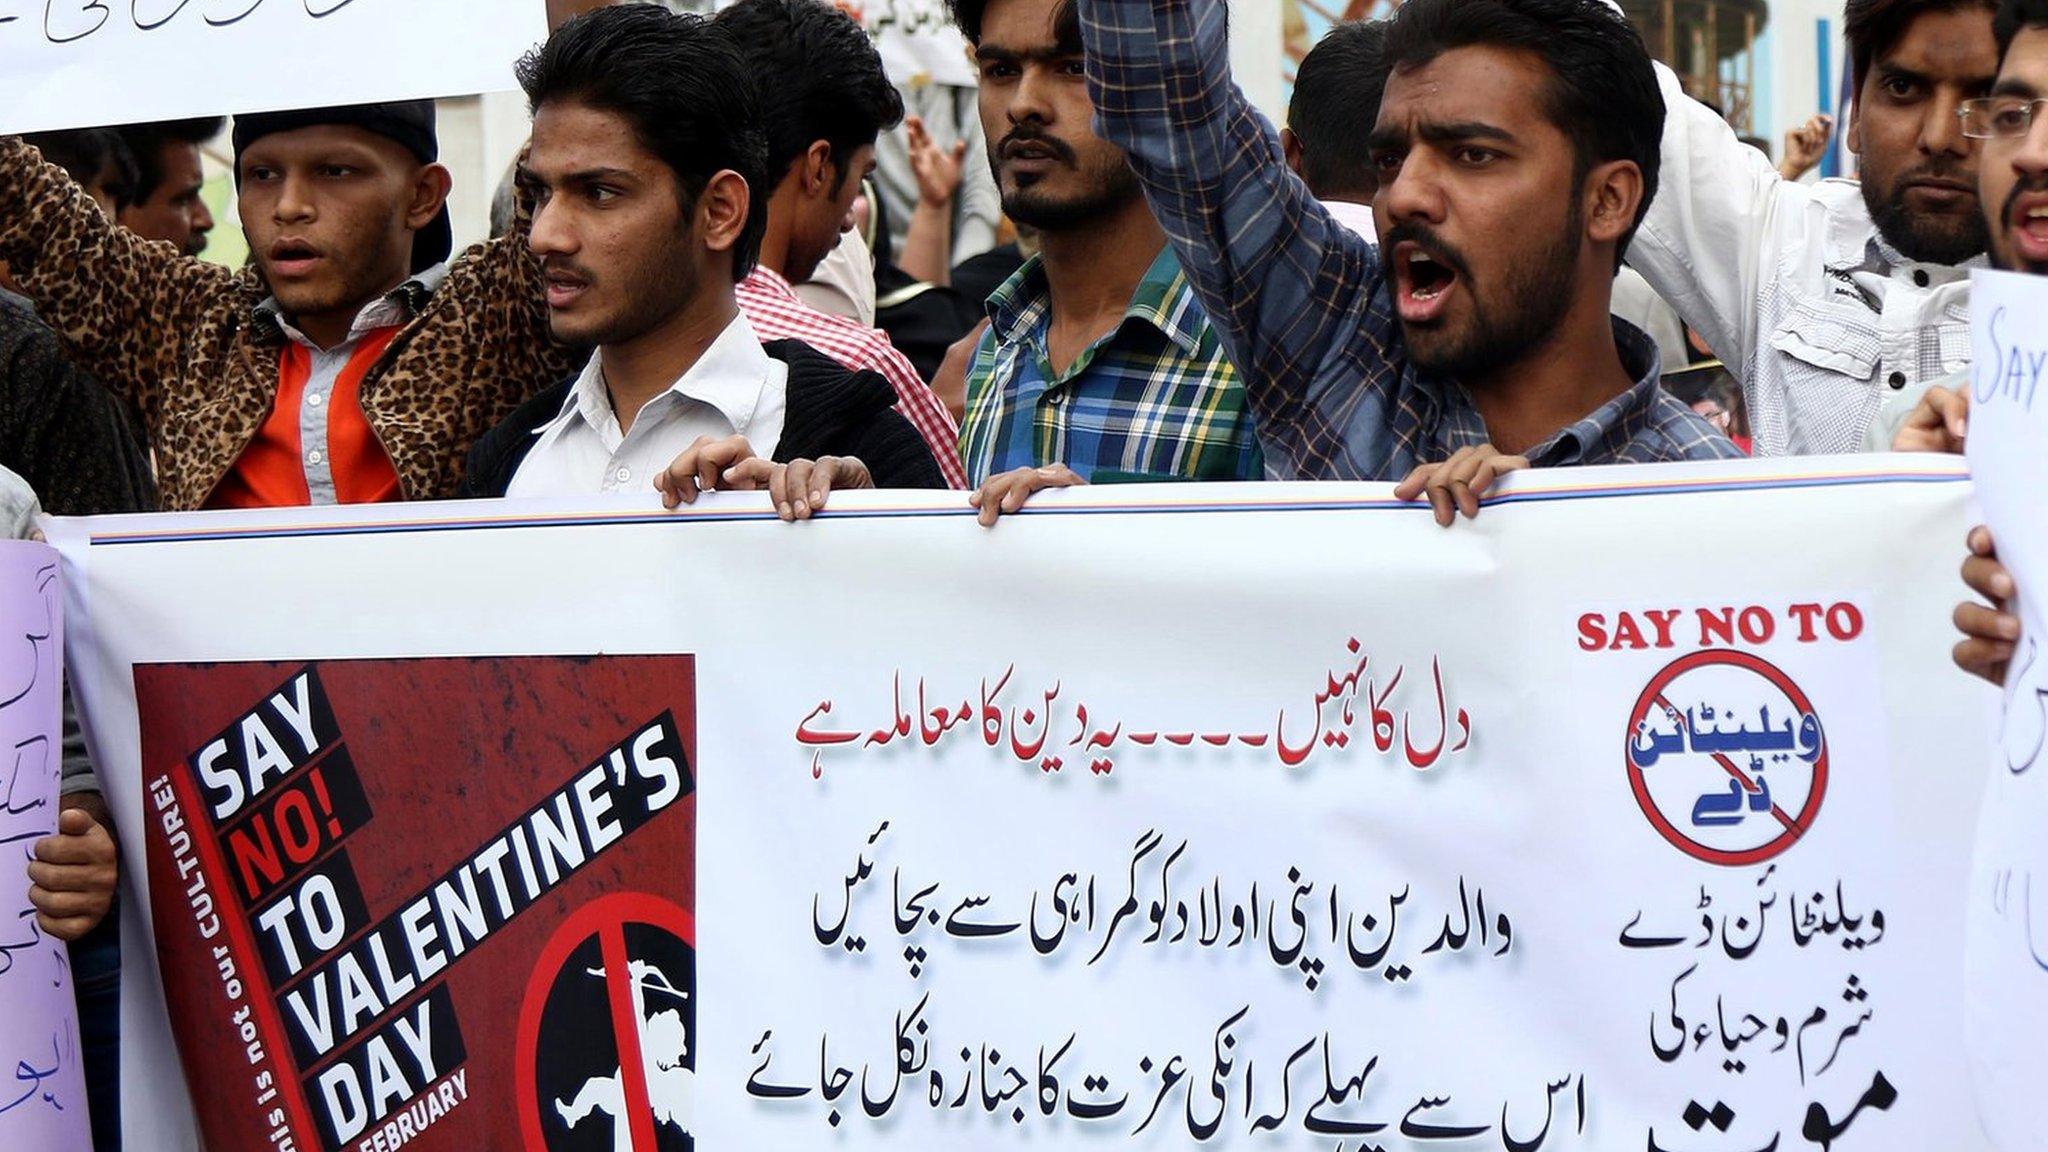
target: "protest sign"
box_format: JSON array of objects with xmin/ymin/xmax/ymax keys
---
[
  {"xmin": 0, "ymin": 0, "xmax": 547, "ymax": 136},
  {"xmin": 1962, "ymin": 267, "xmax": 2048, "ymax": 1151},
  {"xmin": 0, "ymin": 540, "xmax": 90, "ymax": 1148},
  {"xmin": 49, "ymin": 456, "xmax": 1994, "ymax": 1150}
]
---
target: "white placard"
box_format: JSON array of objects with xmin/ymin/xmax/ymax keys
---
[
  {"xmin": 1963, "ymin": 267, "xmax": 2048, "ymax": 1152},
  {"xmin": 0, "ymin": 0, "xmax": 547, "ymax": 136}
]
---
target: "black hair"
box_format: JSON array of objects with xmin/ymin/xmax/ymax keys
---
[
  {"xmin": 1845, "ymin": 0, "xmax": 1998, "ymax": 91},
  {"xmin": 945, "ymin": 0, "xmax": 1082, "ymax": 52},
  {"xmin": 517, "ymin": 4, "xmax": 770, "ymax": 281},
  {"xmin": 23, "ymin": 128, "xmax": 140, "ymax": 209},
  {"xmin": 1383, "ymin": 0, "xmax": 1663, "ymax": 264},
  {"xmin": 112, "ymin": 117, "xmax": 222, "ymax": 203},
  {"xmin": 714, "ymin": 0, "xmax": 904, "ymax": 194},
  {"xmin": 1287, "ymin": 20, "xmax": 1390, "ymax": 200},
  {"xmin": 1997, "ymin": 0, "xmax": 2048, "ymax": 54}
]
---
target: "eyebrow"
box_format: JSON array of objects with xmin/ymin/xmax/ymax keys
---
[
  {"xmin": 1991, "ymin": 77, "xmax": 2042, "ymax": 100},
  {"xmin": 1367, "ymin": 120, "xmax": 1519, "ymax": 151},
  {"xmin": 521, "ymin": 165, "xmax": 636, "ymax": 185},
  {"xmin": 974, "ymin": 43, "xmax": 1080, "ymax": 65}
]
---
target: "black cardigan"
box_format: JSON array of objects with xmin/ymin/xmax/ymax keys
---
[{"xmin": 460, "ymin": 339, "xmax": 948, "ymax": 498}]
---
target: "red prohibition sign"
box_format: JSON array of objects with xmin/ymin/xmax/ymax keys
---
[
  {"xmin": 516, "ymin": 892, "xmax": 697, "ymax": 1152},
  {"xmin": 1625, "ymin": 649, "xmax": 1829, "ymax": 867}
]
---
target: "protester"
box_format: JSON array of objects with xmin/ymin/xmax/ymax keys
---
[
  {"xmin": 1628, "ymin": 0, "xmax": 1998, "ymax": 456},
  {"xmin": 1283, "ymin": 19, "xmax": 1389, "ymax": 241},
  {"xmin": 460, "ymin": 5, "xmax": 946, "ymax": 500},
  {"xmin": 112, "ymin": 118, "xmax": 220, "ymax": 256},
  {"xmin": 713, "ymin": 0, "xmax": 969, "ymax": 489},
  {"xmin": 0, "ymin": 104, "xmax": 578, "ymax": 510},
  {"xmin": 17, "ymin": 129, "xmax": 135, "ymax": 217},
  {"xmin": 1068, "ymin": 0, "xmax": 1737, "ymax": 527}
]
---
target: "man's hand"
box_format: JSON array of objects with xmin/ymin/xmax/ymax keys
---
[
  {"xmin": 725, "ymin": 457, "xmax": 875, "ymax": 522},
  {"xmin": 906, "ymin": 116, "xmax": 968, "ymax": 209},
  {"xmin": 1958, "ymin": 525, "xmax": 2020, "ymax": 685},
  {"xmin": 1778, "ymin": 114, "xmax": 1834, "ymax": 182},
  {"xmin": 1393, "ymin": 445, "xmax": 1530, "ymax": 526},
  {"xmin": 654, "ymin": 436, "xmax": 760, "ymax": 508},
  {"xmin": 1891, "ymin": 385, "xmax": 1968, "ymax": 454},
  {"xmin": 969, "ymin": 464, "xmax": 1086, "ymax": 527},
  {"xmin": 29, "ymin": 802, "xmax": 117, "ymax": 941}
]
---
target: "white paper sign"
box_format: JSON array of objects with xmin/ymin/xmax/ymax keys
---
[
  {"xmin": 0, "ymin": 540, "xmax": 90, "ymax": 1149},
  {"xmin": 1963, "ymin": 267, "xmax": 2048, "ymax": 1152},
  {"xmin": 46, "ymin": 457, "xmax": 1995, "ymax": 1150},
  {"xmin": 0, "ymin": 0, "xmax": 547, "ymax": 136}
]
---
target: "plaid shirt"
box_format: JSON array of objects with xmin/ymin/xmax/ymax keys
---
[
  {"xmin": 1078, "ymin": 0, "xmax": 1741, "ymax": 477},
  {"xmin": 737, "ymin": 266, "xmax": 967, "ymax": 488},
  {"xmin": 958, "ymin": 246, "xmax": 1262, "ymax": 486}
]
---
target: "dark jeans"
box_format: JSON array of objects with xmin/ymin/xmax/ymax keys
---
[{"xmin": 70, "ymin": 905, "xmax": 119, "ymax": 1152}]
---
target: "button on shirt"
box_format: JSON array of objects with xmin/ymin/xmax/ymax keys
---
[
  {"xmin": 1627, "ymin": 64, "xmax": 1978, "ymax": 456},
  {"xmin": 506, "ymin": 312, "xmax": 787, "ymax": 497},
  {"xmin": 957, "ymin": 246, "xmax": 1263, "ymax": 486}
]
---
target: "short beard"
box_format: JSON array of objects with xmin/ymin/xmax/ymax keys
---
[
  {"xmin": 1864, "ymin": 179, "xmax": 1989, "ymax": 266},
  {"xmin": 1001, "ymin": 158, "xmax": 1144, "ymax": 232},
  {"xmin": 1402, "ymin": 201, "xmax": 1582, "ymax": 382}
]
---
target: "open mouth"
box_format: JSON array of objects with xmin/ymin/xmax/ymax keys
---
[
  {"xmin": 542, "ymin": 269, "xmax": 591, "ymax": 309},
  {"xmin": 1394, "ymin": 241, "xmax": 1460, "ymax": 324},
  {"xmin": 266, "ymin": 239, "xmax": 323, "ymax": 277},
  {"xmin": 2012, "ymin": 197, "xmax": 2048, "ymax": 263}
]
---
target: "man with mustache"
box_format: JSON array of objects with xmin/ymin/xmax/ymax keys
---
[
  {"xmin": 1073, "ymin": 0, "xmax": 1737, "ymax": 523},
  {"xmin": 0, "ymin": 103, "xmax": 580, "ymax": 509},
  {"xmin": 939, "ymin": 0, "xmax": 1260, "ymax": 521},
  {"xmin": 458, "ymin": 6, "xmax": 946, "ymax": 499},
  {"xmin": 1627, "ymin": 0, "xmax": 1999, "ymax": 456}
]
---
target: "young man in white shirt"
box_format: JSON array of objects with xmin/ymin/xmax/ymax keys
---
[
  {"xmin": 462, "ymin": 5, "xmax": 946, "ymax": 498},
  {"xmin": 1626, "ymin": 0, "xmax": 2001, "ymax": 455}
]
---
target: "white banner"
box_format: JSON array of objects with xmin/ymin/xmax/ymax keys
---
[
  {"xmin": 1963, "ymin": 267, "xmax": 2048, "ymax": 1151},
  {"xmin": 47, "ymin": 456, "xmax": 1995, "ymax": 1151},
  {"xmin": 0, "ymin": 0, "xmax": 546, "ymax": 136}
]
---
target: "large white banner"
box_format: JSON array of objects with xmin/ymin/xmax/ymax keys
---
[
  {"xmin": 47, "ymin": 456, "xmax": 1995, "ymax": 1151},
  {"xmin": 0, "ymin": 0, "xmax": 546, "ymax": 135}
]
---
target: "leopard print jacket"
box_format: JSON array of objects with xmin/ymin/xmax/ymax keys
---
[{"xmin": 0, "ymin": 137, "xmax": 582, "ymax": 510}]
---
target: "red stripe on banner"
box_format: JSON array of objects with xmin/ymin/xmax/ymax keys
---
[
  {"xmin": 164, "ymin": 758, "xmax": 324, "ymax": 1147},
  {"xmin": 599, "ymin": 922, "xmax": 662, "ymax": 1152}
]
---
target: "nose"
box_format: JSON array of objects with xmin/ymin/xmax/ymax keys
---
[
  {"xmin": 527, "ymin": 193, "xmax": 575, "ymax": 260},
  {"xmin": 2016, "ymin": 103, "xmax": 2048, "ymax": 178},
  {"xmin": 1005, "ymin": 63, "xmax": 1057, "ymax": 132},
  {"xmin": 192, "ymin": 196, "xmax": 214, "ymax": 236},
  {"xmin": 1922, "ymin": 90, "xmax": 1973, "ymax": 158},
  {"xmin": 1380, "ymin": 146, "xmax": 1448, "ymax": 228},
  {"xmin": 274, "ymin": 171, "xmax": 315, "ymax": 224}
]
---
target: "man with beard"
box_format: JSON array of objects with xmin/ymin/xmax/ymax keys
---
[
  {"xmin": 1072, "ymin": 0, "xmax": 1736, "ymax": 523},
  {"xmin": 459, "ymin": 5, "xmax": 946, "ymax": 499},
  {"xmin": 1627, "ymin": 0, "xmax": 1999, "ymax": 456},
  {"xmin": 113, "ymin": 118, "xmax": 220, "ymax": 256},
  {"xmin": 940, "ymin": 0, "xmax": 1261, "ymax": 520}
]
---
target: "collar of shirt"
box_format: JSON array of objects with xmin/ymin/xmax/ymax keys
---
[
  {"xmin": 985, "ymin": 246, "xmax": 1208, "ymax": 363},
  {"xmin": 1410, "ymin": 318, "xmax": 1670, "ymax": 466},
  {"xmin": 536, "ymin": 310, "xmax": 779, "ymax": 451},
  {"xmin": 257, "ymin": 262, "xmax": 451, "ymax": 351}
]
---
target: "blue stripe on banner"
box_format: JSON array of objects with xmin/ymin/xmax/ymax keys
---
[{"xmin": 88, "ymin": 470, "xmax": 1972, "ymax": 547}]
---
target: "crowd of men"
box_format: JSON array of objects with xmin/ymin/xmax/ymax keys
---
[{"xmin": 5, "ymin": 0, "xmax": 2045, "ymax": 1143}]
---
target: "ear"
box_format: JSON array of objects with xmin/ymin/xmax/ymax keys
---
[
  {"xmin": 801, "ymin": 140, "xmax": 836, "ymax": 198},
  {"xmin": 1844, "ymin": 93, "xmax": 1864, "ymax": 158},
  {"xmin": 699, "ymin": 169, "xmax": 753, "ymax": 257},
  {"xmin": 1281, "ymin": 127, "xmax": 1304, "ymax": 178},
  {"xmin": 407, "ymin": 163, "xmax": 454, "ymax": 231},
  {"xmin": 1581, "ymin": 158, "xmax": 1645, "ymax": 251}
]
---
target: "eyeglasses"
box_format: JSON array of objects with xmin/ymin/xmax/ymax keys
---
[{"xmin": 1960, "ymin": 97, "xmax": 2048, "ymax": 139}]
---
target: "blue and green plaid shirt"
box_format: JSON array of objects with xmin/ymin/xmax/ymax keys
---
[
  {"xmin": 957, "ymin": 246, "xmax": 1263, "ymax": 486},
  {"xmin": 1077, "ymin": 0, "xmax": 1741, "ymax": 477}
]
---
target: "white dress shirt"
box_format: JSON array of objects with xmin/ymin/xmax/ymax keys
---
[
  {"xmin": 507, "ymin": 312, "xmax": 788, "ymax": 497},
  {"xmin": 1627, "ymin": 63, "xmax": 1978, "ymax": 457}
]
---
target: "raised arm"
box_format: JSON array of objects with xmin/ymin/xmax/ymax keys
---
[
  {"xmin": 1077, "ymin": 0, "xmax": 1399, "ymax": 478},
  {"xmin": 1624, "ymin": 63, "xmax": 1805, "ymax": 387},
  {"xmin": 0, "ymin": 137, "xmax": 237, "ymax": 418}
]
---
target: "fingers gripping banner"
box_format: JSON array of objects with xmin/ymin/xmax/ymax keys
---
[{"xmin": 48, "ymin": 457, "xmax": 1995, "ymax": 1151}]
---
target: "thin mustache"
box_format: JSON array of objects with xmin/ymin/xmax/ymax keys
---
[
  {"xmin": 2005, "ymin": 176, "xmax": 2048, "ymax": 221},
  {"xmin": 998, "ymin": 131, "xmax": 1076, "ymax": 164},
  {"xmin": 1381, "ymin": 224, "xmax": 1472, "ymax": 280}
]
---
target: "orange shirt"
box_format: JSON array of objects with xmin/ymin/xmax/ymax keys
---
[{"xmin": 207, "ymin": 328, "xmax": 403, "ymax": 509}]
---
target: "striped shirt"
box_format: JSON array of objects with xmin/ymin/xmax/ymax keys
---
[
  {"xmin": 957, "ymin": 246, "xmax": 1262, "ymax": 486},
  {"xmin": 737, "ymin": 266, "xmax": 967, "ymax": 488},
  {"xmin": 1078, "ymin": 0, "xmax": 1740, "ymax": 477}
]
